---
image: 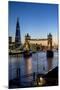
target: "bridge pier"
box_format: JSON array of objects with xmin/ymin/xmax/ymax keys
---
[{"xmin": 46, "ymin": 50, "xmax": 53, "ymax": 58}]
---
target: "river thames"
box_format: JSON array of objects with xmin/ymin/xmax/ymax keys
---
[{"xmin": 9, "ymin": 51, "xmax": 58, "ymax": 81}]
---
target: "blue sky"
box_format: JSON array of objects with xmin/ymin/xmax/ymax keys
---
[{"xmin": 9, "ymin": 1, "xmax": 58, "ymax": 43}]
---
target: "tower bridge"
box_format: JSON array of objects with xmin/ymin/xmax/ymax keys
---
[{"xmin": 24, "ymin": 33, "xmax": 52, "ymax": 51}]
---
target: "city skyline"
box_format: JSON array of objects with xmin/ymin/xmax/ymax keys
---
[{"xmin": 9, "ymin": 1, "xmax": 58, "ymax": 44}]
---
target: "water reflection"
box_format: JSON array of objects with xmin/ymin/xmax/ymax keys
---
[
  {"xmin": 47, "ymin": 58, "xmax": 53, "ymax": 71},
  {"xmin": 9, "ymin": 51, "xmax": 58, "ymax": 81},
  {"xmin": 24, "ymin": 57, "xmax": 32, "ymax": 74},
  {"xmin": 16, "ymin": 56, "xmax": 20, "ymax": 69},
  {"xmin": 24, "ymin": 56, "xmax": 33, "ymax": 82},
  {"xmin": 16, "ymin": 56, "xmax": 21, "ymax": 79}
]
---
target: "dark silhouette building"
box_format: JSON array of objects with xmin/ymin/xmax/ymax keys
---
[
  {"xmin": 15, "ymin": 18, "xmax": 21, "ymax": 48},
  {"xmin": 9, "ymin": 36, "xmax": 12, "ymax": 44}
]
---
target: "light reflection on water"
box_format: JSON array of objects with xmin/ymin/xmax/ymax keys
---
[
  {"xmin": 23, "ymin": 57, "xmax": 33, "ymax": 82},
  {"xmin": 9, "ymin": 51, "xmax": 58, "ymax": 81},
  {"xmin": 24, "ymin": 57, "xmax": 32, "ymax": 74}
]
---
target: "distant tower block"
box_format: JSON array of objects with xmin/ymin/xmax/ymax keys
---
[
  {"xmin": 15, "ymin": 18, "xmax": 21, "ymax": 48},
  {"xmin": 9, "ymin": 36, "xmax": 12, "ymax": 44}
]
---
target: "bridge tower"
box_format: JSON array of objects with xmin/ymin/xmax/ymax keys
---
[
  {"xmin": 24, "ymin": 33, "xmax": 30, "ymax": 51},
  {"xmin": 47, "ymin": 33, "xmax": 52, "ymax": 50},
  {"xmin": 47, "ymin": 33, "xmax": 53, "ymax": 58}
]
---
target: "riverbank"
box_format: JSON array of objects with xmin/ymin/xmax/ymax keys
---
[
  {"xmin": 9, "ymin": 50, "xmax": 37, "ymax": 56},
  {"xmin": 9, "ymin": 66, "xmax": 58, "ymax": 88}
]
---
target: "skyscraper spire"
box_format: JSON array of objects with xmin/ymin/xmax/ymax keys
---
[{"xmin": 15, "ymin": 18, "xmax": 21, "ymax": 48}]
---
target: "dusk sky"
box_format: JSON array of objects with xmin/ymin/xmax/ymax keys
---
[{"xmin": 9, "ymin": 1, "xmax": 58, "ymax": 44}]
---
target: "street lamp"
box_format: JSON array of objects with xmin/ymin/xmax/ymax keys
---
[
  {"xmin": 36, "ymin": 49, "xmax": 38, "ymax": 85},
  {"xmin": 36, "ymin": 44, "xmax": 39, "ymax": 76}
]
